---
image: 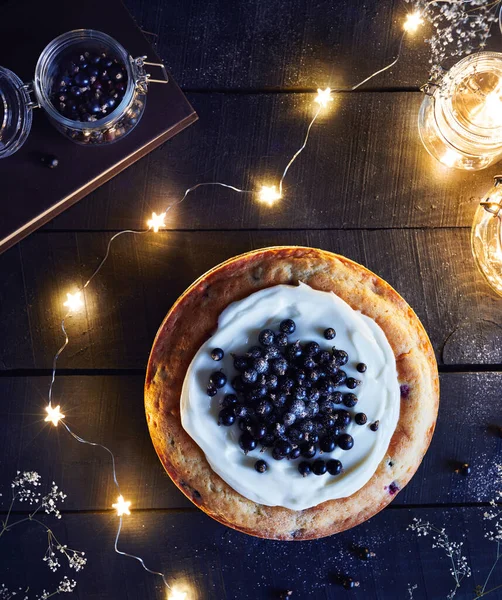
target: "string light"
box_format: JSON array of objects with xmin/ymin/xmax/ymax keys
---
[
  {"xmin": 404, "ymin": 11, "xmax": 423, "ymax": 33},
  {"xmin": 258, "ymin": 185, "xmax": 281, "ymax": 206},
  {"xmin": 38, "ymin": 27, "xmax": 413, "ymax": 593},
  {"xmin": 112, "ymin": 495, "xmax": 131, "ymax": 517},
  {"xmin": 147, "ymin": 211, "xmax": 167, "ymax": 232},
  {"xmin": 44, "ymin": 404, "xmax": 65, "ymax": 427},
  {"xmin": 63, "ymin": 292, "xmax": 83, "ymax": 313},
  {"xmin": 314, "ymin": 87, "xmax": 333, "ymax": 108}
]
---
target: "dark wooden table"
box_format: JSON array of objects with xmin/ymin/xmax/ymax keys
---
[{"xmin": 1, "ymin": 1, "xmax": 502, "ymax": 598}]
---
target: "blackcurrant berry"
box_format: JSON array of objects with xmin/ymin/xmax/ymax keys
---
[{"xmin": 211, "ymin": 348, "xmax": 224, "ymax": 361}]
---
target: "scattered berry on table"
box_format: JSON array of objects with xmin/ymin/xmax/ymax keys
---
[
  {"xmin": 343, "ymin": 577, "xmax": 360, "ymax": 590},
  {"xmin": 324, "ymin": 327, "xmax": 336, "ymax": 340},
  {"xmin": 278, "ymin": 590, "xmax": 294, "ymax": 599},
  {"xmin": 41, "ymin": 155, "xmax": 59, "ymax": 168},
  {"xmin": 457, "ymin": 463, "xmax": 472, "ymax": 476},
  {"xmin": 211, "ymin": 347, "xmax": 224, "ymax": 361},
  {"xmin": 254, "ymin": 459, "xmax": 268, "ymax": 473},
  {"xmin": 358, "ymin": 547, "xmax": 375, "ymax": 560}
]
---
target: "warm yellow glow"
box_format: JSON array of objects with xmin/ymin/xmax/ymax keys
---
[
  {"xmin": 441, "ymin": 148, "xmax": 462, "ymax": 168},
  {"xmin": 258, "ymin": 185, "xmax": 281, "ymax": 206},
  {"xmin": 314, "ymin": 87, "xmax": 333, "ymax": 109},
  {"xmin": 45, "ymin": 404, "xmax": 65, "ymax": 427},
  {"xmin": 147, "ymin": 211, "xmax": 167, "ymax": 232},
  {"xmin": 168, "ymin": 589, "xmax": 188, "ymax": 600},
  {"xmin": 404, "ymin": 11, "xmax": 423, "ymax": 33},
  {"xmin": 474, "ymin": 89, "xmax": 502, "ymax": 128},
  {"xmin": 112, "ymin": 495, "xmax": 131, "ymax": 517},
  {"xmin": 63, "ymin": 291, "xmax": 83, "ymax": 312}
]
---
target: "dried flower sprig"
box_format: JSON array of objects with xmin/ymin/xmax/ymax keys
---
[
  {"xmin": 409, "ymin": 464, "xmax": 502, "ymax": 599},
  {"xmin": 405, "ymin": 0, "xmax": 501, "ymax": 80},
  {"xmin": 1, "ymin": 472, "xmax": 86, "ymax": 598},
  {"xmin": 0, "ymin": 577, "xmax": 77, "ymax": 600},
  {"xmin": 473, "ymin": 464, "xmax": 502, "ymax": 598},
  {"xmin": 408, "ymin": 518, "xmax": 471, "ymax": 598}
]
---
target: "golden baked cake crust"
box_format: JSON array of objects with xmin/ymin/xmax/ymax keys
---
[{"xmin": 145, "ymin": 246, "xmax": 439, "ymax": 540}]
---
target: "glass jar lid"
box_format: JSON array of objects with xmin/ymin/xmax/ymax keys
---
[{"xmin": 0, "ymin": 66, "xmax": 33, "ymax": 158}]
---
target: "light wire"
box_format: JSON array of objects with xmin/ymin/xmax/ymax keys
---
[{"xmin": 44, "ymin": 29, "xmax": 409, "ymax": 591}]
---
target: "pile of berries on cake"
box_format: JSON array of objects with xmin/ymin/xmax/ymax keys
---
[{"xmin": 207, "ymin": 319, "xmax": 375, "ymax": 478}]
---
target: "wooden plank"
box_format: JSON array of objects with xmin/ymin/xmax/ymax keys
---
[
  {"xmin": 123, "ymin": 0, "xmax": 469, "ymax": 91},
  {"xmin": 0, "ymin": 229, "xmax": 500, "ymax": 370},
  {"xmin": 42, "ymin": 92, "xmax": 502, "ymax": 232},
  {"xmin": 0, "ymin": 507, "xmax": 500, "ymax": 599},
  {"xmin": 0, "ymin": 373, "xmax": 500, "ymax": 511}
]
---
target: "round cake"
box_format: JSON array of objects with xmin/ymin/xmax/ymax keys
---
[{"xmin": 145, "ymin": 246, "xmax": 439, "ymax": 540}]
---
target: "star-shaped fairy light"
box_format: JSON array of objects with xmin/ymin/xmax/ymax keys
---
[
  {"xmin": 258, "ymin": 185, "xmax": 281, "ymax": 206},
  {"xmin": 45, "ymin": 404, "xmax": 65, "ymax": 426},
  {"xmin": 112, "ymin": 495, "xmax": 131, "ymax": 517},
  {"xmin": 403, "ymin": 11, "xmax": 423, "ymax": 33},
  {"xmin": 314, "ymin": 87, "xmax": 333, "ymax": 108},
  {"xmin": 63, "ymin": 291, "xmax": 83, "ymax": 312},
  {"xmin": 147, "ymin": 211, "xmax": 167, "ymax": 232}
]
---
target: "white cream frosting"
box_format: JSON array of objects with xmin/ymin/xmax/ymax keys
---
[{"xmin": 181, "ymin": 283, "xmax": 400, "ymax": 510}]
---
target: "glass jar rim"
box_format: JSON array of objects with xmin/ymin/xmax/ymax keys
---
[{"xmin": 34, "ymin": 29, "xmax": 136, "ymax": 131}]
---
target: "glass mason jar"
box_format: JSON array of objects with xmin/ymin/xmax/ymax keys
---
[
  {"xmin": 0, "ymin": 29, "xmax": 168, "ymax": 158},
  {"xmin": 471, "ymin": 175, "xmax": 502, "ymax": 296},
  {"xmin": 418, "ymin": 52, "xmax": 502, "ymax": 171}
]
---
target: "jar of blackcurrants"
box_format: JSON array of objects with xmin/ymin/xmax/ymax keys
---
[{"xmin": 0, "ymin": 29, "xmax": 168, "ymax": 158}]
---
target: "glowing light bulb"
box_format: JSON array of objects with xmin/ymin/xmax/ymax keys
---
[
  {"xmin": 441, "ymin": 148, "xmax": 462, "ymax": 168},
  {"xmin": 112, "ymin": 495, "xmax": 131, "ymax": 517},
  {"xmin": 314, "ymin": 87, "xmax": 333, "ymax": 109},
  {"xmin": 45, "ymin": 404, "xmax": 65, "ymax": 426},
  {"xmin": 63, "ymin": 292, "xmax": 83, "ymax": 312},
  {"xmin": 147, "ymin": 212, "xmax": 167, "ymax": 232},
  {"xmin": 168, "ymin": 589, "xmax": 188, "ymax": 600},
  {"xmin": 404, "ymin": 11, "xmax": 423, "ymax": 33},
  {"xmin": 258, "ymin": 185, "xmax": 281, "ymax": 206}
]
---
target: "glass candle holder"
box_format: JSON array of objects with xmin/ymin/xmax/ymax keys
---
[
  {"xmin": 471, "ymin": 175, "xmax": 502, "ymax": 296},
  {"xmin": 419, "ymin": 52, "xmax": 502, "ymax": 170}
]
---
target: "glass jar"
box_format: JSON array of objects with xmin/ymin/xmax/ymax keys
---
[
  {"xmin": 471, "ymin": 175, "xmax": 502, "ymax": 296},
  {"xmin": 0, "ymin": 29, "xmax": 168, "ymax": 158},
  {"xmin": 418, "ymin": 52, "xmax": 502, "ymax": 170}
]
